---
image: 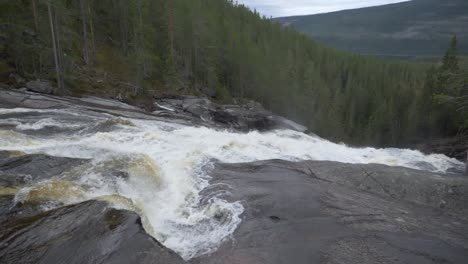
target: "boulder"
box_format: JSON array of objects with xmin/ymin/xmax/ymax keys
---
[
  {"xmin": 25, "ymin": 80, "xmax": 54, "ymax": 94},
  {"xmin": 0, "ymin": 200, "xmax": 186, "ymax": 264}
]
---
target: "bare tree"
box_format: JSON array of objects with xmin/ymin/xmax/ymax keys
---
[
  {"xmin": 87, "ymin": 0, "xmax": 96, "ymax": 54},
  {"xmin": 31, "ymin": 0, "xmax": 39, "ymax": 31},
  {"xmin": 118, "ymin": 0, "xmax": 129, "ymax": 55},
  {"xmin": 136, "ymin": 0, "xmax": 148, "ymax": 77},
  {"xmin": 80, "ymin": 0, "xmax": 90, "ymax": 68},
  {"xmin": 54, "ymin": 3, "xmax": 65, "ymax": 90},
  {"xmin": 168, "ymin": 1, "xmax": 175, "ymax": 63},
  {"xmin": 47, "ymin": 1, "xmax": 64, "ymax": 91}
]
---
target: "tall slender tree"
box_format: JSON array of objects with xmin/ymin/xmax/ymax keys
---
[
  {"xmin": 31, "ymin": 0, "xmax": 39, "ymax": 31},
  {"xmin": 87, "ymin": 0, "xmax": 96, "ymax": 54},
  {"xmin": 80, "ymin": 0, "xmax": 90, "ymax": 68},
  {"xmin": 47, "ymin": 1, "xmax": 64, "ymax": 91}
]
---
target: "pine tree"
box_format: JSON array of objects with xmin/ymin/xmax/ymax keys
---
[{"xmin": 442, "ymin": 35, "xmax": 459, "ymax": 73}]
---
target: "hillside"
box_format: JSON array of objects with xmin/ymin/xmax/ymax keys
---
[
  {"xmin": 0, "ymin": 0, "xmax": 466, "ymax": 148},
  {"xmin": 275, "ymin": 0, "xmax": 468, "ymax": 59}
]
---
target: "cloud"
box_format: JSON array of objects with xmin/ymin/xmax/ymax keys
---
[{"xmin": 236, "ymin": 0, "xmax": 411, "ymax": 17}]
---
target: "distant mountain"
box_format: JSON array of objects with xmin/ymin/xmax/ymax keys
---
[{"xmin": 274, "ymin": 0, "xmax": 468, "ymax": 59}]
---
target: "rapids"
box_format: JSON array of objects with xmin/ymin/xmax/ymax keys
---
[{"xmin": 0, "ymin": 107, "xmax": 464, "ymax": 259}]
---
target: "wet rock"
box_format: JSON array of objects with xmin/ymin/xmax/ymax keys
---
[
  {"xmin": 84, "ymin": 117, "xmax": 136, "ymax": 134},
  {"xmin": 0, "ymin": 90, "xmax": 191, "ymax": 125},
  {"xmin": 15, "ymin": 87, "xmax": 27, "ymax": 92},
  {"xmin": 154, "ymin": 95, "xmax": 307, "ymax": 132},
  {"xmin": 76, "ymin": 96, "xmax": 142, "ymax": 111},
  {"xmin": 0, "ymin": 195, "xmax": 43, "ymax": 223},
  {"xmin": 0, "ymin": 152, "xmax": 183, "ymax": 262},
  {"xmin": 0, "ymin": 89, "xmax": 306, "ymax": 133},
  {"xmin": 0, "ymin": 90, "xmax": 467, "ymax": 263},
  {"xmin": 212, "ymin": 105, "xmax": 276, "ymax": 131},
  {"xmin": 0, "ymin": 200, "xmax": 186, "ymax": 264},
  {"xmin": 0, "ymin": 90, "xmax": 67, "ymax": 109},
  {"xmin": 0, "ymin": 151, "xmax": 24, "ymax": 160},
  {"xmin": 0, "ymin": 152, "xmax": 88, "ymax": 187},
  {"xmin": 415, "ymin": 135, "xmax": 468, "ymax": 162},
  {"xmin": 182, "ymin": 97, "xmax": 213, "ymax": 121},
  {"xmin": 0, "ymin": 195, "xmax": 15, "ymax": 222},
  {"xmin": 25, "ymin": 80, "xmax": 54, "ymax": 94},
  {"xmin": 297, "ymin": 161, "xmax": 468, "ymax": 212},
  {"xmin": 193, "ymin": 160, "xmax": 468, "ymax": 264}
]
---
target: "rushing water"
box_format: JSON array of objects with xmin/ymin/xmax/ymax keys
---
[{"xmin": 0, "ymin": 107, "xmax": 464, "ymax": 259}]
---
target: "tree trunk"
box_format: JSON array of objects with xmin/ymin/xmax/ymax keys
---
[
  {"xmin": 136, "ymin": 0, "xmax": 148, "ymax": 78},
  {"xmin": 47, "ymin": 2, "xmax": 63, "ymax": 91},
  {"xmin": 80, "ymin": 0, "xmax": 90, "ymax": 68},
  {"xmin": 31, "ymin": 0, "xmax": 39, "ymax": 32},
  {"xmin": 87, "ymin": 0, "xmax": 96, "ymax": 54},
  {"xmin": 31, "ymin": 0, "xmax": 40, "ymax": 75},
  {"xmin": 54, "ymin": 5, "xmax": 65, "ymax": 91},
  {"xmin": 168, "ymin": 1, "xmax": 175, "ymax": 63},
  {"xmin": 119, "ymin": 0, "xmax": 129, "ymax": 55},
  {"xmin": 465, "ymin": 148, "xmax": 467, "ymax": 176},
  {"xmin": 135, "ymin": 28, "xmax": 142, "ymax": 95}
]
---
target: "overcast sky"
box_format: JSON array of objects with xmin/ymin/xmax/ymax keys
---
[{"xmin": 236, "ymin": 0, "xmax": 411, "ymax": 17}]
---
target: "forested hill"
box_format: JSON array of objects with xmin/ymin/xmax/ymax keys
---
[
  {"xmin": 275, "ymin": 0, "xmax": 468, "ymax": 59},
  {"xmin": 0, "ymin": 0, "xmax": 466, "ymax": 149}
]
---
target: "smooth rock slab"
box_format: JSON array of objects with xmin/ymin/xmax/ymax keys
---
[
  {"xmin": 0, "ymin": 89, "xmax": 307, "ymax": 133},
  {"xmin": 193, "ymin": 160, "xmax": 468, "ymax": 264},
  {"xmin": 0, "ymin": 200, "xmax": 185, "ymax": 264},
  {"xmin": 154, "ymin": 95, "xmax": 307, "ymax": 132},
  {"xmin": 0, "ymin": 151, "xmax": 88, "ymax": 187}
]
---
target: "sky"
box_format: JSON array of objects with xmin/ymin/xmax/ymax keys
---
[{"xmin": 236, "ymin": 0, "xmax": 411, "ymax": 17}]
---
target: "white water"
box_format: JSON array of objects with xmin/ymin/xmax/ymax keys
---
[{"xmin": 0, "ymin": 107, "xmax": 464, "ymax": 259}]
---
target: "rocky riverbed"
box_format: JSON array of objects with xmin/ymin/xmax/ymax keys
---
[{"xmin": 0, "ymin": 89, "xmax": 467, "ymax": 263}]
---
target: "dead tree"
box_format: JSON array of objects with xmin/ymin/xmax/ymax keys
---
[
  {"xmin": 47, "ymin": 1, "xmax": 64, "ymax": 91},
  {"xmin": 80, "ymin": 0, "xmax": 90, "ymax": 68},
  {"xmin": 31, "ymin": 0, "xmax": 39, "ymax": 31}
]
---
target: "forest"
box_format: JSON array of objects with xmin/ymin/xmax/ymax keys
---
[
  {"xmin": 274, "ymin": 0, "xmax": 468, "ymax": 59},
  {"xmin": 0, "ymin": 0, "xmax": 467, "ymax": 147}
]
